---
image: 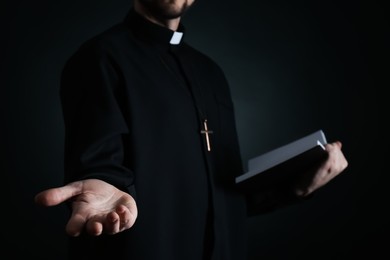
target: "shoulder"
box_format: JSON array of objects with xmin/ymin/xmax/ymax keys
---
[{"xmin": 66, "ymin": 22, "xmax": 135, "ymax": 66}]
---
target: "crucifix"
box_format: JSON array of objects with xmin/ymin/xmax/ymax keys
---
[{"xmin": 200, "ymin": 119, "xmax": 213, "ymax": 152}]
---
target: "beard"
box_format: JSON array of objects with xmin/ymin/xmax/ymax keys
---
[{"xmin": 138, "ymin": 0, "xmax": 194, "ymax": 19}]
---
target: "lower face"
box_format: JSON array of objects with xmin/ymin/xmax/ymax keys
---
[{"xmin": 138, "ymin": 0, "xmax": 196, "ymax": 19}]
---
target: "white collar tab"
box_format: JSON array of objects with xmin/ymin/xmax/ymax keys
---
[{"xmin": 170, "ymin": 31, "xmax": 183, "ymax": 45}]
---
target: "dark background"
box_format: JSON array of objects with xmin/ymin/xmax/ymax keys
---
[{"xmin": 2, "ymin": 0, "xmax": 387, "ymax": 259}]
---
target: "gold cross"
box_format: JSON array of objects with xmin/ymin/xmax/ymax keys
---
[{"xmin": 200, "ymin": 119, "xmax": 213, "ymax": 152}]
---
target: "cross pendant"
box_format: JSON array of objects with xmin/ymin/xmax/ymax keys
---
[{"xmin": 200, "ymin": 119, "xmax": 213, "ymax": 152}]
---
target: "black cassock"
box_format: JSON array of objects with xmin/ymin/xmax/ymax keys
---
[{"xmin": 61, "ymin": 8, "xmax": 249, "ymax": 260}]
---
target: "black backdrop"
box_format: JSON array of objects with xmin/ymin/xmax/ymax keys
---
[{"xmin": 2, "ymin": 0, "xmax": 387, "ymax": 259}]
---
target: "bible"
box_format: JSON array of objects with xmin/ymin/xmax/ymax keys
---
[{"xmin": 235, "ymin": 130, "xmax": 328, "ymax": 193}]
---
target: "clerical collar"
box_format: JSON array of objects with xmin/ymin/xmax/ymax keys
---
[{"xmin": 124, "ymin": 8, "xmax": 185, "ymax": 47}]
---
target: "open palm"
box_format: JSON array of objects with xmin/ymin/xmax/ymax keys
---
[{"xmin": 35, "ymin": 179, "xmax": 138, "ymax": 236}]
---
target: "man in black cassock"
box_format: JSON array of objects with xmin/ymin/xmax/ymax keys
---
[{"xmin": 35, "ymin": 0, "xmax": 348, "ymax": 259}]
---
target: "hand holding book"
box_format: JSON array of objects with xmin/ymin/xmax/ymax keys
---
[
  {"xmin": 236, "ymin": 130, "xmax": 348, "ymax": 198},
  {"xmin": 292, "ymin": 140, "xmax": 348, "ymax": 197}
]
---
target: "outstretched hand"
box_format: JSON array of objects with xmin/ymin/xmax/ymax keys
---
[
  {"xmin": 293, "ymin": 141, "xmax": 348, "ymax": 197},
  {"xmin": 34, "ymin": 179, "xmax": 138, "ymax": 237}
]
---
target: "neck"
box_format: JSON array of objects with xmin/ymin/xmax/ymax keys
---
[{"xmin": 134, "ymin": 2, "xmax": 181, "ymax": 31}]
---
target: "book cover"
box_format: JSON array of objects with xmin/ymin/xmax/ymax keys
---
[{"xmin": 236, "ymin": 130, "xmax": 329, "ymax": 192}]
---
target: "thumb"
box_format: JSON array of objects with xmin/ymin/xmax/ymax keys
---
[
  {"xmin": 335, "ymin": 141, "xmax": 342, "ymax": 149},
  {"xmin": 34, "ymin": 181, "xmax": 83, "ymax": 207}
]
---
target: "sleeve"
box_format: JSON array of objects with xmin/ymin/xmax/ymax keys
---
[
  {"xmin": 245, "ymin": 185, "xmax": 313, "ymax": 216},
  {"xmin": 60, "ymin": 41, "xmax": 136, "ymax": 197}
]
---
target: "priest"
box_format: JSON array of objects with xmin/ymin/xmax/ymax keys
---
[{"xmin": 34, "ymin": 1, "xmax": 348, "ymax": 259}]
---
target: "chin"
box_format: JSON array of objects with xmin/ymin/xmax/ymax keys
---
[{"xmin": 140, "ymin": 0, "xmax": 193, "ymax": 19}]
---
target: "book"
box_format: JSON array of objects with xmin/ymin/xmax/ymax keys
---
[{"xmin": 235, "ymin": 130, "xmax": 329, "ymax": 193}]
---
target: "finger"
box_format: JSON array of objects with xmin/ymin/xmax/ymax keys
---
[
  {"xmin": 326, "ymin": 141, "xmax": 342, "ymax": 150},
  {"xmin": 116, "ymin": 204, "xmax": 136, "ymax": 231},
  {"xmin": 87, "ymin": 204, "xmax": 137, "ymax": 235},
  {"xmin": 66, "ymin": 213, "xmax": 89, "ymax": 237},
  {"xmin": 85, "ymin": 218, "xmax": 104, "ymax": 236},
  {"xmin": 34, "ymin": 181, "xmax": 84, "ymax": 206},
  {"xmin": 104, "ymin": 212, "xmax": 121, "ymax": 235}
]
